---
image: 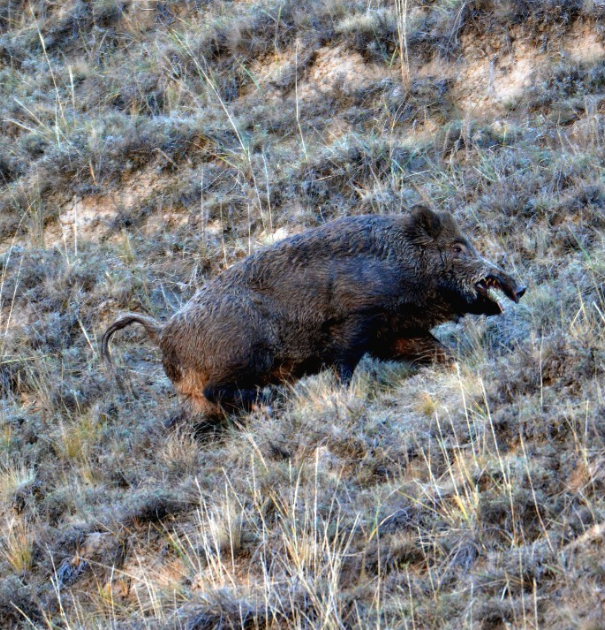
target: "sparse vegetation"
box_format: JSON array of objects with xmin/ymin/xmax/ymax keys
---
[{"xmin": 1, "ymin": 0, "xmax": 605, "ymax": 628}]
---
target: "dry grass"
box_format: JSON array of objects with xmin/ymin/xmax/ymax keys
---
[{"xmin": 1, "ymin": 0, "xmax": 605, "ymax": 628}]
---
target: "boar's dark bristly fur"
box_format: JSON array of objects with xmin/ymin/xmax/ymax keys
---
[{"xmin": 101, "ymin": 206, "xmax": 526, "ymax": 417}]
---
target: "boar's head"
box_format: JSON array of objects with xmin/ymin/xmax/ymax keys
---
[{"xmin": 405, "ymin": 206, "xmax": 526, "ymax": 316}]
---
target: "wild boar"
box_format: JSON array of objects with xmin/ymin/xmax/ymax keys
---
[{"xmin": 101, "ymin": 206, "xmax": 525, "ymax": 417}]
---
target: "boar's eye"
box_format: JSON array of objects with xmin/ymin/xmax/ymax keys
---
[{"xmin": 452, "ymin": 243, "xmax": 467, "ymax": 255}]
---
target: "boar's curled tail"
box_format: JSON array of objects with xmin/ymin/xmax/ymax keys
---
[{"xmin": 100, "ymin": 313, "xmax": 162, "ymax": 367}]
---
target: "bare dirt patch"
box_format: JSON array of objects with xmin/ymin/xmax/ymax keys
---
[
  {"xmin": 301, "ymin": 44, "xmax": 391, "ymax": 99},
  {"xmin": 453, "ymin": 32, "xmax": 543, "ymax": 112},
  {"xmin": 249, "ymin": 42, "xmax": 393, "ymax": 101},
  {"xmin": 49, "ymin": 168, "xmax": 178, "ymax": 248},
  {"xmin": 565, "ymin": 20, "xmax": 605, "ymax": 62}
]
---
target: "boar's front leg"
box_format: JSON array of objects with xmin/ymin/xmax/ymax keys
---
[
  {"xmin": 371, "ymin": 333, "xmax": 454, "ymax": 366},
  {"xmin": 328, "ymin": 315, "xmax": 382, "ymax": 385}
]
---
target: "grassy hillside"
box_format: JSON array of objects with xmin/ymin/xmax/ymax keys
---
[{"xmin": 1, "ymin": 1, "xmax": 605, "ymax": 628}]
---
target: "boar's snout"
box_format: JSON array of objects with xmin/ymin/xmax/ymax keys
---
[
  {"xmin": 481, "ymin": 270, "xmax": 526, "ymax": 302},
  {"xmin": 473, "ymin": 267, "xmax": 526, "ymax": 315},
  {"xmin": 511, "ymin": 283, "xmax": 526, "ymax": 303}
]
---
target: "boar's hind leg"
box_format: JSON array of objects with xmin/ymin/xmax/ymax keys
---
[
  {"xmin": 201, "ymin": 340, "xmax": 274, "ymax": 412},
  {"xmin": 372, "ymin": 334, "xmax": 453, "ymax": 366},
  {"xmin": 203, "ymin": 383, "xmax": 262, "ymax": 412}
]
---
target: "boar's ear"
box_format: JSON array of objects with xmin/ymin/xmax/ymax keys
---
[{"xmin": 408, "ymin": 205, "xmax": 442, "ymax": 241}]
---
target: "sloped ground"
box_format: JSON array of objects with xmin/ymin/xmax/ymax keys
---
[{"xmin": 1, "ymin": 1, "xmax": 605, "ymax": 628}]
